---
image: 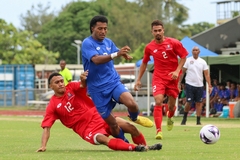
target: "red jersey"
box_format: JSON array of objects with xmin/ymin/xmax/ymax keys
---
[
  {"xmin": 41, "ymin": 82, "xmax": 102, "ymax": 138},
  {"xmin": 143, "ymin": 37, "xmax": 188, "ymax": 82}
]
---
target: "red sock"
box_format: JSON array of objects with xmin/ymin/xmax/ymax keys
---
[
  {"xmin": 153, "ymin": 106, "xmax": 162, "ymax": 132},
  {"xmin": 132, "ymin": 133, "xmax": 146, "ymax": 146},
  {"xmin": 168, "ymin": 106, "xmax": 176, "ymax": 118},
  {"xmin": 108, "ymin": 138, "xmax": 136, "ymax": 151}
]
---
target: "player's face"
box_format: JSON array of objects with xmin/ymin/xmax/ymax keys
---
[
  {"xmin": 91, "ymin": 22, "xmax": 108, "ymax": 41},
  {"xmin": 151, "ymin": 25, "xmax": 164, "ymax": 42},
  {"xmin": 50, "ymin": 76, "xmax": 66, "ymax": 96}
]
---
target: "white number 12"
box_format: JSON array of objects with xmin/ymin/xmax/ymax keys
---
[{"xmin": 64, "ymin": 102, "xmax": 73, "ymax": 112}]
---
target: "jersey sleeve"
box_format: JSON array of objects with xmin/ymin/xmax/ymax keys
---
[
  {"xmin": 67, "ymin": 81, "xmax": 88, "ymax": 94},
  {"xmin": 67, "ymin": 81, "xmax": 81, "ymax": 91},
  {"xmin": 172, "ymin": 39, "xmax": 188, "ymax": 58},
  {"xmin": 111, "ymin": 41, "xmax": 119, "ymax": 53},
  {"xmin": 41, "ymin": 100, "xmax": 58, "ymax": 128},
  {"xmin": 82, "ymin": 39, "xmax": 98, "ymax": 62},
  {"xmin": 142, "ymin": 45, "xmax": 151, "ymax": 64}
]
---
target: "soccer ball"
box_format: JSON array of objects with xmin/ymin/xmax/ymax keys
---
[{"xmin": 199, "ymin": 124, "xmax": 220, "ymax": 144}]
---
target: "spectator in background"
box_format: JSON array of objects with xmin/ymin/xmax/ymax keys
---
[
  {"xmin": 210, "ymin": 79, "xmax": 219, "ymax": 109},
  {"xmin": 235, "ymin": 51, "xmax": 239, "ymax": 55},
  {"xmin": 234, "ymin": 83, "xmax": 240, "ymax": 101},
  {"xmin": 214, "ymin": 82, "xmax": 230, "ymax": 111},
  {"xmin": 36, "ymin": 72, "xmax": 43, "ymax": 79},
  {"xmin": 59, "ymin": 60, "xmax": 72, "ymax": 85},
  {"xmin": 226, "ymin": 79, "xmax": 232, "ymax": 89},
  {"xmin": 229, "ymin": 81, "xmax": 238, "ymax": 101}
]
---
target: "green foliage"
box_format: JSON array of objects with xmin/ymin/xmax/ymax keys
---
[
  {"xmin": 232, "ymin": 11, "xmax": 240, "ymax": 18},
  {"xmin": 1, "ymin": 0, "xmax": 215, "ymax": 65},
  {"xmin": 37, "ymin": 1, "xmax": 96, "ymax": 64},
  {"xmin": 131, "ymin": 43, "xmax": 146, "ymax": 62},
  {"xmin": 183, "ymin": 22, "xmax": 215, "ymax": 37},
  {"xmin": 0, "ymin": 19, "xmax": 59, "ymax": 64},
  {"xmin": 0, "ymin": 116, "xmax": 240, "ymax": 160},
  {"xmin": 37, "ymin": 0, "xmax": 189, "ymax": 64}
]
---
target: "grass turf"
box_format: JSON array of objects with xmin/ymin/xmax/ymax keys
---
[{"xmin": 0, "ymin": 115, "xmax": 239, "ymax": 160}]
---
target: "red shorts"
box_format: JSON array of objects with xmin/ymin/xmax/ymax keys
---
[
  {"xmin": 74, "ymin": 113, "xmax": 111, "ymax": 145},
  {"xmin": 152, "ymin": 79, "xmax": 179, "ymax": 98},
  {"xmin": 82, "ymin": 119, "xmax": 110, "ymax": 145}
]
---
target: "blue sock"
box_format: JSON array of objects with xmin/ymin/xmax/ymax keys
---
[
  {"xmin": 115, "ymin": 128, "xmax": 129, "ymax": 143},
  {"xmin": 128, "ymin": 110, "xmax": 139, "ymax": 121}
]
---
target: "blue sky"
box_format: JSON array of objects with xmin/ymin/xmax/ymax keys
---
[{"xmin": 0, "ymin": 0, "xmax": 217, "ymax": 28}]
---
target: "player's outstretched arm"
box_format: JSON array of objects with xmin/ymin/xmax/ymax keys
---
[
  {"xmin": 91, "ymin": 46, "xmax": 132, "ymax": 65},
  {"xmin": 36, "ymin": 127, "xmax": 51, "ymax": 152}
]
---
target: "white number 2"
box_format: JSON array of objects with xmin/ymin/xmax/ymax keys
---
[
  {"xmin": 64, "ymin": 102, "xmax": 73, "ymax": 112},
  {"xmin": 162, "ymin": 51, "xmax": 168, "ymax": 59},
  {"xmin": 153, "ymin": 85, "xmax": 156, "ymax": 93}
]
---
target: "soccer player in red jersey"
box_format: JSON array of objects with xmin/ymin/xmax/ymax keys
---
[
  {"xmin": 134, "ymin": 20, "xmax": 188, "ymax": 140},
  {"xmin": 36, "ymin": 72, "xmax": 162, "ymax": 152}
]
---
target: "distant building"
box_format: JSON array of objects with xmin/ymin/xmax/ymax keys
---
[{"xmin": 215, "ymin": 0, "xmax": 240, "ymax": 25}]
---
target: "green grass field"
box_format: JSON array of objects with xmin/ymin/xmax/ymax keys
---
[{"xmin": 0, "ymin": 115, "xmax": 239, "ymax": 160}]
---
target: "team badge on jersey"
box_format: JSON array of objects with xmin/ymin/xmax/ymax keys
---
[
  {"xmin": 166, "ymin": 44, "xmax": 172, "ymax": 50},
  {"xmin": 190, "ymin": 60, "xmax": 194, "ymax": 64},
  {"xmin": 67, "ymin": 92, "xmax": 74, "ymax": 100},
  {"xmin": 96, "ymin": 47, "xmax": 100, "ymax": 50}
]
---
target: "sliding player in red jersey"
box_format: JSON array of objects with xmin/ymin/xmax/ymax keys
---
[{"xmin": 36, "ymin": 72, "xmax": 162, "ymax": 152}]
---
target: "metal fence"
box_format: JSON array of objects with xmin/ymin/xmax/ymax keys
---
[
  {"xmin": 0, "ymin": 88, "xmax": 51, "ymax": 107},
  {"xmin": 0, "ymin": 67, "xmax": 154, "ymax": 107}
]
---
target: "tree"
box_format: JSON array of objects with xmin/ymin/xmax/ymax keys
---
[
  {"xmin": 37, "ymin": 1, "xmax": 97, "ymax": 64},
  {"xmin": 20, "ymin": 2, "xmax": 56, "ymax": 37},
  {"xmin": 182, "ymin": 22, "xmax": 215, "ymax": 37},
  {"xmin": 131, "ymin": 43, "xmax": 146, "ymax": 62},
  {"xmin": 0, "ymin": 19, "xmax": 59, "ymax": 65},
  {"xmin": 37, "ymin": 0, "xmax": 190, "ymax": 64}
]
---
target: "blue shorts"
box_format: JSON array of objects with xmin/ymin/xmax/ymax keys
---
[
  {"xmin": 185, "ymin": 83, "xmax": 203, "ymax": 103},
  {"xmin": 90, "ymin": 83, "xmax": 129, "ymax": 119}
]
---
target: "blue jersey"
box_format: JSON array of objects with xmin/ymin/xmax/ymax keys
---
[{"xmin": 82, "ymin": 36, "xmax": 121, "ymax": 93}]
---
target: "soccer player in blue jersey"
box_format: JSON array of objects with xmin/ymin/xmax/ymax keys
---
[{"xmin": 81, "ymin": 15, "xmax": 153, "ymax": 142}]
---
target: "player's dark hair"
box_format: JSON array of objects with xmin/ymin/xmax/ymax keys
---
[
  {"xmin": 89, "ymin": 15, "xmax": 108, "ymax": 34},
  {"xmin": 48, "ymin": 72, "xmax": 62, "ymax": 85},
  {"xmin": 151, "ymin": 20, "xmax": 164, "ymax": 29}
]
